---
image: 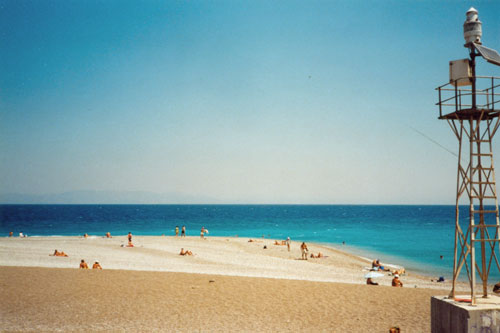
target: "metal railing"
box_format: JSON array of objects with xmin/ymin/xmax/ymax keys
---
[{"xmin": 436, "ymin": 76, "xmax": 500, "ymax": 118}]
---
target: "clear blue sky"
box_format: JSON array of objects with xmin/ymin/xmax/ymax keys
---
[{"xmin": 1, "ymin": 0, "xmax": 499, "ymax": 204}]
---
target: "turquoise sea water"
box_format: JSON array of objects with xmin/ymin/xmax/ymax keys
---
[{"xmin": 1, "ymin": 204, "xmax": 499, "ymax": 280}]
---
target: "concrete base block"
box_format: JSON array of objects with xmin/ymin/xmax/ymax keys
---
[{"xmin": 431, "ymin": 295, "xmax": 500, "ymax": 333}]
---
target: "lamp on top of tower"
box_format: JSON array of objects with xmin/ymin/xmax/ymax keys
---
[
  {"xmin": 463, "ymin": 7, "xmax": 500, "ymax": 66},
  {"xmin": 463, "ymin": 7, "xmax": 482, "ymax": 45}
]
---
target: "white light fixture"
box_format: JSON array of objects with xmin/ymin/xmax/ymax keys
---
[
  {"xmin": 462, "ymin": 8, "xmax": 500, "ymax": 66},
  {"xmin": 463, "ymin": 7, "xmax": 482, "ymax": 45}
]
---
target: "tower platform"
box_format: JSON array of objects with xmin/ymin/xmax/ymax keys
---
[
  {"xmin": 436, "ymin": 75, "xmax": 500, "ymax": 120},
  {"xmin": 439, "ymin": 108, "xmax": 500, "ymax": 120}
]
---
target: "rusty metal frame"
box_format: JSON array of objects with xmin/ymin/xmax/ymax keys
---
[{"xmin": 443, "ymin": 94, "xmax": 500, "ymax": 305}]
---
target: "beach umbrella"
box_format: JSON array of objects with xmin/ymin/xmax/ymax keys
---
[{"xmin": 364, "ymin": 271, "xmax": 384, "ymax": 279}]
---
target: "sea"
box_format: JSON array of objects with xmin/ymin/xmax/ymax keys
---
[{"xmin": 1, "ymin": 204, "xmax": 499, "ymax": 281}]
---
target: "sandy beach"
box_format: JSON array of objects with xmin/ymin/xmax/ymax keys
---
[{"xmin": 0, "ymin": 235, "xmax": 464, "ymax": 331}]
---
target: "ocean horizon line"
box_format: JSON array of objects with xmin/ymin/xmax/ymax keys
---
[{"xmin": 1, "ymin": 203, "xmax": 465, "ymax": 206}]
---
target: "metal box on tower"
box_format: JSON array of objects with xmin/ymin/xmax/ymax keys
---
[{"xmin": 449, "ymin": 59, "xmax": 471, "ymax": 86}]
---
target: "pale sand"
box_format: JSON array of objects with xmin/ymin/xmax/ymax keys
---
[
  {"xmin": 0, "ymin": 236, "xmax": 460, "ymax": 289},
  {"xmin": 0, "ymin": 236, "xmax": 465, "ymax": 331}
]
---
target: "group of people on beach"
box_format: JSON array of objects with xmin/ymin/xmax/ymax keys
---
[
  {"xmin": 80, "ymin": 228, "xmax": 198, "ymax": 267},
  {"xmin": 79, "ymin": 259, "xmax": 101, "ymax": 269},
  {"xmin": 366, "ymin": 259, "xmax": 405, "ymax": 287},
  {"xmin": 49, "ymin": 249, "xmax": 102, "ymax": 270},
  {"xmin": 265, "ymin": 238, "xmax": 326, "ymax": 260},
  {"xmin": 273, "ymin": 237, "xmax": 291, "ymax": 252},
  {"xmin": 104, "ymin": 229, "xmax": 197, "ymax": 256},
  {"xmin": 8, "ymin": 231, "xmax": 27, "ymax": 237},
  {"xmin": 53, "ymin": 230, "xmax": 121, "ymax": 269},
  {"xmin": 299, "ymin": 242, "xmax": 325, "ymax": 260},
  {"xmin": 372, "ymin": 258, "xmax": 405, "ymax": 276},
  {"xmin": 173, "ymin": 225, "xmax": 209, "ymax": 238},
  {"xmin": 47, "ymin": 230, "xmax": 409, "ymax": 288},
  {"xmin": 174, "ymin": 226, "xmax": 186, "ymax": 237}
]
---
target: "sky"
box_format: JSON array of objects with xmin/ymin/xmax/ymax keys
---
[{"xmin": 1, "ymin": 0, "xmax": 500, "ymax": 204}]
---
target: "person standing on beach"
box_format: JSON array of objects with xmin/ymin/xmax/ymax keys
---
[
  {"xmin": 181, "ymin": 226, "xmax": 186, "ymax": 237},
  {"xmin": 200, "ymin": 227, "xmax": 205, "ymax": 239},
  {"xmin": 175, "ymin": 226, "xmax": 179, "ymax": 236},
  {"xmin": 128, "ymin": 232, "xmax": 132, "ymax": 243},
  {"xmin": 300, "ymin": 242, "xmax": 308, "ymax": 260},
  {"xmin": 286, "ymin": 237, "xmax": 291, "ymax": 252}
]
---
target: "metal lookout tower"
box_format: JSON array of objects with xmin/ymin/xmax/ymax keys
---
[{"xmin": 436, "ymin": 7, "xmax": 500, "ymax": 305}]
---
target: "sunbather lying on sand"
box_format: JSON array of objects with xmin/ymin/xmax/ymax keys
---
[
  {"xmin": 248, "ymin": 239, "xmax": 261, "ymax": 243},
  {"xmin": 51, "ymin": 249, "xmax": 68, "ymax": 257},
  {"xmin": 179, "ymin": 248, "xmax": 193, "ymax": 256},
  {"xmin": 366, "ymin": 278, "xmax": 378, "ymax": 285},
  {"xmin": 127, "ymin": 241, "xmax": 134, "ymax": 247},
  {"xmin": 310, "ymin": 252, "xmax": 324, "ymax": 258},
  {"xmin": 372, "ymin": 259, "xmax": 390, "ymax": 272},
  {"xmin": 274, "ymin": 240, "xmax": 286, "ymax": 245},
  {"xmin": 392, "ymin": 268, "xmax": 405, "ymax": 275}
]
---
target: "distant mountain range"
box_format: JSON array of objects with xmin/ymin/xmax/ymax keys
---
[{"xmin": 0, "ymin": 190, "xmax": 220, "ymax": 204}]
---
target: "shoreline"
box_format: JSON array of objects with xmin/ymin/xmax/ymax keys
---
[
  {"xmin": 2, "ymin": 233, "xmax": 454, "ymax": 280},
  {"xmin": 0, "ymin": 235, "xmax": 468, "ymax": 290}
]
